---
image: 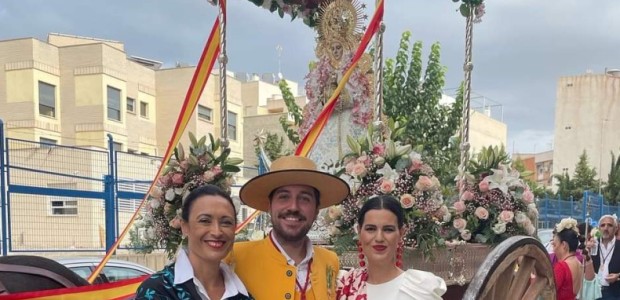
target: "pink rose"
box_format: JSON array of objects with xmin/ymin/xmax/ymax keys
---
[
  {"xmin": 415, "ymin": 176, "xmax": 434, "ymax": 191},
  {"xmin": 379, "ymin": 179, "xmax": 395, "ymax": 193},
  {"xmin": 203, "ymin": 170, "xmax": 216, "ymax": 182},
  {"xmin": 460, "ymin": 191, "xmax": 474, "ymax": 201},
  {"xmin": 351, "ymin": 163, "xmax": 368, "ymax": 177},
  {"xmin": 499, "ymin": 210, "xmax": 515, "ymax": 223},
  {"xmin": 409, "ymin": 159, "xmax": 424, "ymax": 172},
  {"xmin": 171, "ymin": 173, "xmax": 184, "ymax": 186},
  {"xmin": 453, "ymin": 201, "xmax": 467, "ymax": 214},
  {"xmin": 453, "ymin": 218, "xmax": 467, "ymax": 231},
  {"xmin": 357, "ymin": 155, "xmax": 370, "ymax": 166},
  {"xmin": 345, "ymin": 161, "xmax": 355, "ymax": 175},
  {"xmin": 478, "ymin": 179, "xmax": 490, "ymax": 192},
  {"xmin": 212, "ymin": 165, "xmax": 223, "ymax": 176},
  {"xmin": 400, "ymin": 194, "xmax": 415, "ymax": 209},
  {"xmin": 474, "ymin": 207, "xmax": 489, "ymax": 220},
  {"xmin": 158, "ymin": 174, "xmax": 172, "ymax": 186},
  {"xmin": 169, "ymin": 217, "xmax": 182, "ymax": 229},
  {"xmin": 372, "ymin": 143, "xmax": 386, "ymax": 156},
  {"xmin": 522, "ymin": 190, "xmax": 535, "ymax": 204}
]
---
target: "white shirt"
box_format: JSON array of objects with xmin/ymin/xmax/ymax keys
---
[
  {"xmin": 367, "ymin": 270, "xmax": 446, "ymax": 300},
  {"xmin": 598, "ymin": 239, "xmax": 616, "ymax": 287},
  {"xmin": 367, "ymin": 272, "xmax": 405, "ymax": 300},
  {"xmin": 174, "ymin": 249, "xmax": 249, "ymax": 300},
  {"xmin": 270, "ymin": 231, "xmax": 314, "ymax": 291}
]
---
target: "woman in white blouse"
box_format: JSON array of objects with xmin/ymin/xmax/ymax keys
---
[{"xmin": 337, "ymin": 195, "xmax": 446, "ymax": 300}]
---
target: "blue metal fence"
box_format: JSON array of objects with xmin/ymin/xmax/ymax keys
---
[
  {"xmin": 537, "ymin": 191, "xmax": 620, "ymax": 229},
  {"xmin": 0, "ymin": 120, "xmax": 257, "ymax": 255}
]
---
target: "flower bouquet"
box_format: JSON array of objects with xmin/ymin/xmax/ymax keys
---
[
  {"xmin": 130, "ymin": 133, "xmax": 243, "ymax": 258},
  {"xmin": 445, "ymin": 146, "xmax": 539, "ymax": 245},
  {"xmin": 324, "ymin": 120, "xmax": 450, "ymax": 257}
]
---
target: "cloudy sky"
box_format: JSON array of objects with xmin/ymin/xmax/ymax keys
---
[{"xmin": 1, "ymin": 0, "xmax": 619, "ymax": 153}]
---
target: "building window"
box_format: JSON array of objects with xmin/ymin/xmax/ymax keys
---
[
  {"xmin": 127, "ymin": 97, "xmax": 135, "ymax": 113},
  {"xmin": 227, "ymin": 111, "xmax": 237, "ymax": 140},
  {"xmin": 107, "ymin": 86, "xmax": 121, "ymax": 121},
  {"xmin": 198, "ymin": 105, "xmax": 213, "ymax": 122},
  {"xmin": 40, "ymin": 137, "xmax": 57, "ymax": 148},
  {"xmin": 48, "ymin": 183, "xmax": 78, "ymax": 216},
  {"xmin": 112, "ymin": 142, "xmax": 123, "ymax": 152},
  {"xmin": 127, "ymin": 149, "xmax": 138, "ymax": 154},
  {"xmin": 38, "ymin": 81, "xmax": 56, "ymax": 118},
  {"xmin": 140, "ymin": 101, "xmax": 149, "ymax": 118}
]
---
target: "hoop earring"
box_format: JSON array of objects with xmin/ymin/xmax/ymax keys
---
[
  {"xmin": 357, "ymin": 241, "xmax": 366, "ymax": 267},
  {"xmin": 396, "ymin": 241, "xmax": 403, "ymax": 268}
]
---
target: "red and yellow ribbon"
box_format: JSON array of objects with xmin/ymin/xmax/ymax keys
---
[
  {"xmin": 295, "ymin": 0, "xmax": 384, "ymax": 157},
  {"xmin": 87, "ymin": 2, "xmax": 224, "ymax": 285}
]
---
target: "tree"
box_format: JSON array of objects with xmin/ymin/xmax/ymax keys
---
[
  {"xmin": 383, "ymin": 31, "xmax": 463, "ymax": 187},
  {"xmin": 278, "ymin": 80, "xmax": 302, "ymax": 145},
  {"xmin": 604, "ymin": 151, "xmax": 620, "ymax": 204},
  {"xmin": 572, "ymin": 150, "xmax": 598, "ymax": 199},
  {"xmin": 553, "ymin": 172, "xmax": 575, "ymax": 200},
  {"xmin": 253, "ymin": 131, "xmax": 286, "ymax": 165}
]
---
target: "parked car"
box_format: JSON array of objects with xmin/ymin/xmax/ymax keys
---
[
  {"xmin": 538, "ymin": 228, "xmax": 554, "ymax": 253},
  {"xmin": 56, "ymin": 258, "xmax": 154, "ymax": 284}
]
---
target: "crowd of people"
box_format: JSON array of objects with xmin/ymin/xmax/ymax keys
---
[
  {"xmin": 135, "ymin": 155, "xmax": 447, "ymax": 300},
  {"xmin": 550, "ymin": 214, "xmax": 620, "ymax": 300},
  {"xmin": 133, "ymin": 153, "xmax": 620, "ymax": 300}
]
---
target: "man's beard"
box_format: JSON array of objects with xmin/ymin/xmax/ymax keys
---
[{"xmin": 272, "ymin": 212, "xmax": 314, "ymax": 243}]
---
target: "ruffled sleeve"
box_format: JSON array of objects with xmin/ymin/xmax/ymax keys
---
[{"xmin": 400, "ymin": 270, "xmax": 447, "ymax": 300}]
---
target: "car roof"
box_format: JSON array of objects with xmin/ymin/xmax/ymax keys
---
[{"xmin": 54, "ymin": 257, "xmax": 154, "ymax": 273}]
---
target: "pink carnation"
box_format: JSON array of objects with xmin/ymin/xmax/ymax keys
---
[
  {"xmin": 372, "ymin": 143, "xmax": 386, "ymax": 156},
  {"xmin": 409, "ymin": 159, "xmax": 424, "ymax": 172},
  {"xmin": 453, "ymin": 201, "xmax": 467, "ymax": 214},
  {"xmin": 171, "ymin": 173, "xmax": 184, "ymax": 186},
  {"xmin": 158, "ymin": 174, "xmax": 172, "ymax": 186},
  {"xmin": 522, "ymin": 190, "xmax": 535, "ymax": 204},
  {"xmin": 479, "ymin": 179, "xmax": 490, "ymax": 192}
]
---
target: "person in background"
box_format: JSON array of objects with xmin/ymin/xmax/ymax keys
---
[
  {"xmin": 590, "ymin": 215, "xmax": 620, "ymax": 300},
  {"xmin": 136, "ymin": 185, "xmax": 252, "ymax": 300},
  {"xmin": 552, "ymin": 218, "xmax": 584, "ymax": 300},
  {"xmin": 337, "ymin": 195, "xmax": 446, "ymax": 300}
]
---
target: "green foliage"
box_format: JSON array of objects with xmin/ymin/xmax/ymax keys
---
[
  {"xmin": 278, "ymin": 80, "xmax": 302, "ymax": 145},
  {"xmin": 383, "ymin": 31, "xmax": 462, "ymax": 188},
  {"xmin": 604, "ymin": 151, "xmax": 620, "ymax": 204},
  {"xmin": 554, "ymin": 173, "xmax": 576, "ymax": 200},
  {"xmin": 572, "ymin": 150, "xmax": 599, "ymax": 199},
  {"xmin": 467, "ymin": 145, "xmax": 511, "ymax": 179},
  {"xmin": 254, "ymin": 131, "xmax": 286, "ymax": 165}
]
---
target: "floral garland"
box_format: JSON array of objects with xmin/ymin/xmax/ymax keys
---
[
  {"xmin": 324, "ymin": 121, "xmax": 449, "ymax": 257},
  {"xmin": 207, "ymin": 0, "xmax": 322, "ymax": 27},
  {"xmin": 445, "ymin": 163, "xmax": 539, "ymax": 245},
  {"xmin": 299, "ymin": 54, "xmax": 373, "ymax": 138},
  {"xmin": 453, "ymin": 0, "xmax": 486, "ymax": 23},
  {"xmin": 130, "ymin": 133, "xmax": 243, "ymax": 258}
]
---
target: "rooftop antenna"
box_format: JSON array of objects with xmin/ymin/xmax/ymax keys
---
[{"xmin": 276, "ymin": 44, "xmax": 283, "ymax": 80}]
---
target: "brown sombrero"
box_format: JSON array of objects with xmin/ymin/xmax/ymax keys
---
[{"xmin": 239, "ymin": 155, "xmax": 350, "ymax": 211}]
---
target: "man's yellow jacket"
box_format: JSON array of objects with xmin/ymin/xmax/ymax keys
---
[{"xmin": 228, "ymin": 238, "xmax": 339, "ymax": 300}]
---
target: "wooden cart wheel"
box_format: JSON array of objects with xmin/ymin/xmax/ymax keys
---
[{"xmin": 463, "ymin": 236, "xmax": 556, "ymax": 300}]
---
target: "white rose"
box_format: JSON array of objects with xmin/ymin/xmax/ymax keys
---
[
  {"xmin": 149, "ymin": 199, "xmax": 161, "ymax": 209},
  {"xmin": 460, "ymin": 229, "xmax": 472, "ymax": 241},
  {"xmin": 165, "ymin": 189, "xmax": 176, "ymax": 201},
  {"xmin": 492, "ymin": 222, "xmax": 507, "ymax": 234},
  {"xmin": 526, "ymin": 224, "xmax": 536, "ymax": 236},
  {"xmin": 515, "ymin": 212, "xmax": 528, "ymax": 225}
]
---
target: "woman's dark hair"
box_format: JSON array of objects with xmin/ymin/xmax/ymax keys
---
[
  {"xmin": 357, "ymin": 195, "xmax": 405, "ymax": 228},
  {"xmin": 181, "ymin": 184, "xmax": 236, "ymax": 222},
  {"xmin": 555, "ymin": 226, "xmax": 584, "ymax": 253}
]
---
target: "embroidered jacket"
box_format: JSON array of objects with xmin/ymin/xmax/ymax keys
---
[{"xmin": 229, "ymin": 237, "xmax": 340, "ymax": 300}]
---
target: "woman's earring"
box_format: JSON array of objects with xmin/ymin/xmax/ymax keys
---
[
  {"xmin": 357, "ymin": 241, "xmax": 366, "ymax": 267},
  {"xmin": 396, "ymin": 241, "xmax": 403, "ymax": 268}
]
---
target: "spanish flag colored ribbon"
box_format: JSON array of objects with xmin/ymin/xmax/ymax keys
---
[
  {"xmin": 0, "ymin": 275, "xmax": 147, "ymax": 300},
  {"xmin": 295, "ymin": 0, "xmax": 384, "ymax": 157},
  {"xmin": 87, "ymin": 2, "xmax": 224, "ymax": 285}
]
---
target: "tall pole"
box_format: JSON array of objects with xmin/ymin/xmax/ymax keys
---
[
  {"xmin": 373, "ymin": 0, "xmax": 385, "ymax": 126},
  {"xmin": 458, "ymin": 5, "xmax": 474, "ymax": 198},
  {"xmin": 599, "ymin": 119, "xmax": 606, "ymax": 195},
  {"xmin": 219, "ymin": 0, "xmax": 229, "ymax": 149}
]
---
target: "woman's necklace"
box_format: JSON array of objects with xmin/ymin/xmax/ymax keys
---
[{"xmin": 562, "ymin": 254, "xmax": 576, "ymax": 261}]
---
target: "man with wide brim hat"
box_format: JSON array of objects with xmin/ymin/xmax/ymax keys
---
[{"xmin": 229, "ymin": 155, "xmax": 350, "ymax": 300}]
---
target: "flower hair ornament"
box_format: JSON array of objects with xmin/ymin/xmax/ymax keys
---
[{"xmin": 555, "ymin": 218, "xmax": 580, "ymax": 235}]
